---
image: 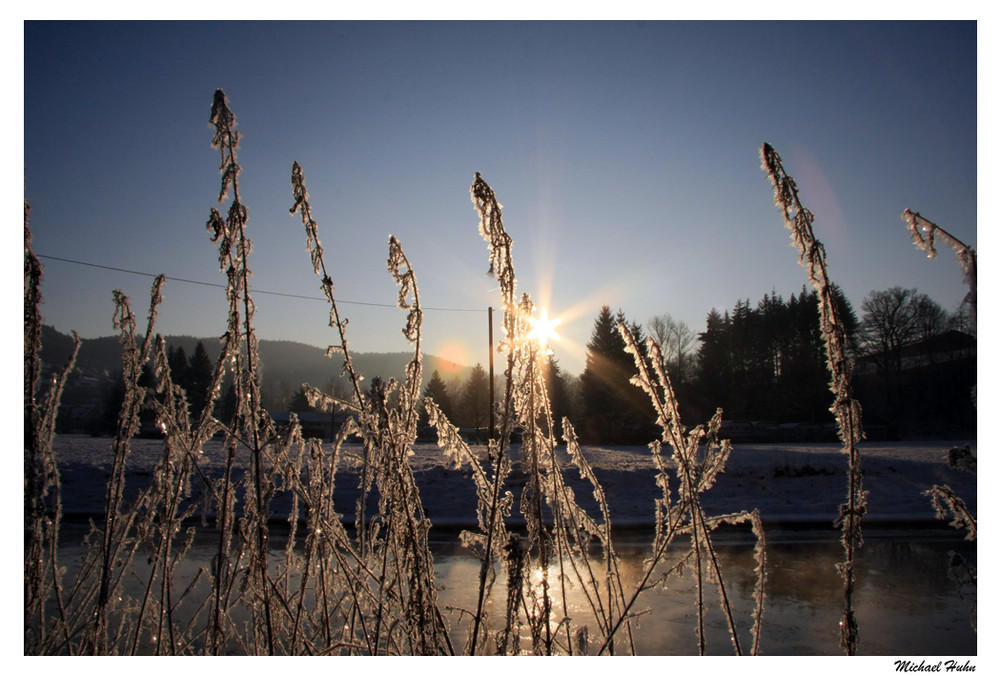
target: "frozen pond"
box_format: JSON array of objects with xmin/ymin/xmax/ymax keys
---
[
  {"xmin": 53, "ymin": 521, "xmax": 975, "ymax": 656},
  {"xmin": 430, "ymin": 527, "xmax": 976, "ymax": 656},
  {"xmin": 43, "ymin": 435, "xmax": 977, "ymax": 655}
]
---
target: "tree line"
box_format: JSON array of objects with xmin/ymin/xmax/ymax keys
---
[
  {"xmin": 74, "ymin": 285, "xmax": 972, "ymax": 443},
  {"xmin": 571, "ymin": 285, "xmax": 973, "ymax": 443},
  {"xmin": 349, "ymin": 284, "xmax": 974, "ymax": 444}
]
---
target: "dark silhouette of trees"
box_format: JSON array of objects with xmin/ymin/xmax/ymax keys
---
[
  {"xmin": 541, "ymin": 355, "xmax": 572, "ymax": 439},
  {"xmin": 685, "ymin": 283, "xmax": 972, "ymax": 439},
  {"xmin": 164, "ymin": 341, "xmax": 216, "ymax": 421},
  {"xmin": 694, "ymin": 286, "xmax": 858, "ymax": 424},
  {"xmin": 856, "ymin": 287, "xmax": 949, "ymax": 437},
  {"xmin": 288, "ymin": 386, "xmax": 314, "ymax": 413},
  {"xmin": 167, "ymin": 345, "xmax": 189, "ymax": 390},
  {"xmin": 695, "ymin": 308, "xmax": 733, "ymax": 419},
  {"xmin": 187, "ymin": 342, "xmax": 214, "ymax": 420},
  {"xmin": 421, "ymin": 369, "xmax": 454, "ymax": 427},
  {"xmin": 579, "ymin": 306, "xmax": 655, "ymax": 443},
  {"xmin": 457, "ymin": 363, "xmax": 491, "ymax": 430}
]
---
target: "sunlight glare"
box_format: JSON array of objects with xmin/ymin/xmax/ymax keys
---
[{"xmin": 528, "ymin": 309, "xmax": 561, "ymax": 347}]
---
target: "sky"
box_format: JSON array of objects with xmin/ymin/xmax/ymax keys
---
[{"xmin": 22, "ymin": 19, "xmax": 979, "ymax": 378}]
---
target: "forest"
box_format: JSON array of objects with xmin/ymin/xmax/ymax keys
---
[{"xmin": 570, "ymin": 286, "xmax": 973, "ymax": 443}]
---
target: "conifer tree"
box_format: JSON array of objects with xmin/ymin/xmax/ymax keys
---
[
  {"xmin": 421, "ymin": 369, "xmax": 453, "ymax": 426},
  {"xmin": 167, "ymin": 345, "xmax": 189, "ymax": 390},
  {"xmin": 579, "ymin": 306, "xmax": 654, "ymax": 443},
  {"xmin": 541, "ymin": 355, "xmax": 572, "ymax": 439},
  {"xmin": 694, "ymin": 287, "xmax": 859, "ymax": 424},
  {"xmin": 187, "ymin": 341, "xmax": 214, "ymax": 421},
  {"xmin": 458, "ymin": 363, "xmax": 490, "ymax": 430},
  {"xmin": 695, "ymin": 308, "xmax": 733, "ymax": 417}
]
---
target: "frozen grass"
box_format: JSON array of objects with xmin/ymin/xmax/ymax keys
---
[
  {"xmin": 901, "ymin": 210, "xmax": 978, "ymax": 632},
  {"xmin": 23, "ymin": 91, "xmax": 974, "ymax": 655},
  {"xmin": 761, "ymin": 143, "xmax": 866, "ymax": 654}
]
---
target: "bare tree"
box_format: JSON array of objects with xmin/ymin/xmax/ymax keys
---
[
  {"xmin": 646, "ymin": 313, "xmax": 694, "ymax": 379},
  {"xmin": 858, "ymin": 287, "xmax": 946, "ymax": 435},
  {"xmin": 858, "ymin": 287, "xmax": 946, "ymax": 361}
]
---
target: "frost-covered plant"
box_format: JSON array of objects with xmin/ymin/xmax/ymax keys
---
[
  {"xmin": 925, "ymin": 481, "xmax": 977, "ymax": 631},
  {"xmin": 901, "ymin": 210, "xmax": 977, "ymax": 631},
  {"xmin": 30, "ymin": 90, "xmax": 782, "ymax": 657},
  {"xmin": 443, "ymin": 173, "xmax": 766, "ymax": 656},
  {"xmin": 290, "ymin": 160, "xmax": 452, "ymax": 655},
  {"xmin": 617, "ymin": 325, "xmax": 766, "ymax": 656},
  {"xmin": 464, "ymin": 173, "xmax": 616, "ymax": 654},
  {"xmin": 206, "ymin": 88, "xmax": 282, "ymax": 654},
  {"xmin": 761, "ymin": 142, "xmax": 867, "ymax": 655},
  {"xmin": 24, "ymin": 199, "xmax": 80, "ymax": 653},
  {"xmin": 902, "ymin": 209, "xmax": 977, "ymax": 324}
]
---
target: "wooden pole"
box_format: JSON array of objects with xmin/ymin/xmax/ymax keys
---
[{"xmin": 488, "ymin": 306, "xmax": 495, "ymax": 442}]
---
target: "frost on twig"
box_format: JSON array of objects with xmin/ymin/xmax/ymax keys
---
[
  {"xmin": 618, "ymin": 323, "xmax": 765, "ymax": 656},
  {"xmin": 901, "ymin": 209, "xmax": 976, "ymax": 322},
  {"xmin": 761, "ymin": 142, "xmax": 866, "ymax": 655}
]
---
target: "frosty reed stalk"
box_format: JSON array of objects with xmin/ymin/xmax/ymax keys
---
[
  {"xmin": 29, "ymin": 89, "xmax": 779, "ymax": 655},
  {"xmin": 902, "ymin": 209, "xmax": 977, "ymax": 631},
  {"xmin": 24, "ymin": 198, "xmax": 80, "ymax": 653},
  {"xmin": 290, "ymin": 160, "xmax": 452, "ymax": 655},
  {"xmin": 761, "ymin": 142, "xmax": 866, "ymax": 655},
  {"xmin": 617, "ymin": 325, "xmax": 766, "ymax": 656},
  {"xmin": 902, "ymin": 209, "xmax": 977, "ymax": 323},
  {"xmin": 462, "ymin": 174, "xmax": 766, "ymax": 655},
  {"xmin": 207, "ymin": 89, "xmax": 278, "ymax": 654}
]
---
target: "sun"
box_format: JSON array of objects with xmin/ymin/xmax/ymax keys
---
[{"xmin": 527, "ymin": 309, "xmax": 561, "ymax": 348}]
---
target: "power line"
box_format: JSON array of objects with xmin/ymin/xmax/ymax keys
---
[{"xmin": 37, "ymin": 253, "xmax": 484, "ymax": 313}]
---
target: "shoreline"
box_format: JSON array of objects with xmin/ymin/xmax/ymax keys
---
[{"xmin": 48, "ymin": 435, "xmax": 977, "ymax": 541}]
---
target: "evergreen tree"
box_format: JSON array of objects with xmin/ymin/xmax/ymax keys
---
[
  {"xmin": 694, "ymin": 287, "xmax": 860, "ymax": 426},
  {"xmin": 187, "ymin": 341, "xmax": 214, "ymax": 421},
  {"xmin": 458, "ymin": 363, "xmax": 491, "ymax": 430},
  {"xmin": 289, "ymin": 386, "xmax": 314, "ymax": 413},
  {"xmin": 541, "ymin": 355, "xmax": 572, "ymax": 439},
  {"xmin": 167, "ymin": 345, "xmax": 189, "ymax": 391},
  {"xmin": 696, "ymin": 308, "xmax": 733, "ymax": 417},
  {"xmin": 775, "ymin": 288, "xmax": 827, "ymax": 421},
  {"xmin": 579, "ymin": 306, "xmax": 654, "ymax": 443},
  {"xmin": 421, "ymin": 369, "xmax": 454, "ymax": 427}
]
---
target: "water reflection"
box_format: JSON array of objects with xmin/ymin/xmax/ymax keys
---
[
  {"xmin": 52, "ymin": 523, "xmax": 975, "ymax": 655},
  {"xmin": 432, "ymin": 529, "xmax": 976, "ymax": 656}
]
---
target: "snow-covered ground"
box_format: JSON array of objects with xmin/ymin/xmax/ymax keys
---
[{"xmin": 51, "ymin": 434, "xmax": 977, "ymax": 531}]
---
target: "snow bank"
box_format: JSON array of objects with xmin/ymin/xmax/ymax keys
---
[{"xmin": 51, "ymin": 435, "xmax": 977, "ymax": 531}]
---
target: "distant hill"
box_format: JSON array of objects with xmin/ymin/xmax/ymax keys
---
[{"xmin": 37, "ymin": 325, "xmax": 474, "ymax": 393}]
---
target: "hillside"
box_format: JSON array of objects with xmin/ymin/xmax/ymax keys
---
[{"xmin": 37, "ymin": 325, "xmax": 474, "ymax": 394}]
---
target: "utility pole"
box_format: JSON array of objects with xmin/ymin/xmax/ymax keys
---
[{"xmin": 488, "ymin": 306, "xmax": 495, "ymax": 442}]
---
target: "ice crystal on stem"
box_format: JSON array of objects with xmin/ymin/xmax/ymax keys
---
[
  {"xmin": 902, "ymin": 209, "xmax": 976, "ymax": 323},
  {"xmin": 617, "ymin": 324, "xmax": 765, "ymax": 656},
  {"xmin": 761, "ymin": 142, "xmax": 866, "ymax": 655}
]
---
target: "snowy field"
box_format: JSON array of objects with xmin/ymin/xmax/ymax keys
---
[{"xmin": 51, "ymin": 434, "xmax": 977, "ymax": 530}]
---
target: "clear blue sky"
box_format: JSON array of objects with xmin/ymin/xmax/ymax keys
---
[{"xmin": 23, "ymin": 20, "xmax": 978, "ymax": 377}]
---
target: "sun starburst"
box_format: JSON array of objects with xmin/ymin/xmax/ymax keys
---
[{"xmin": 527, "ymin": 309, "xmax": 561, "ymax": 348}]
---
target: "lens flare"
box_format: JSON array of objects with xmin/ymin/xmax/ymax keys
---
[{"xmin": 527, "ymin": 309, "xmax": 561, "ymax": 347}]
